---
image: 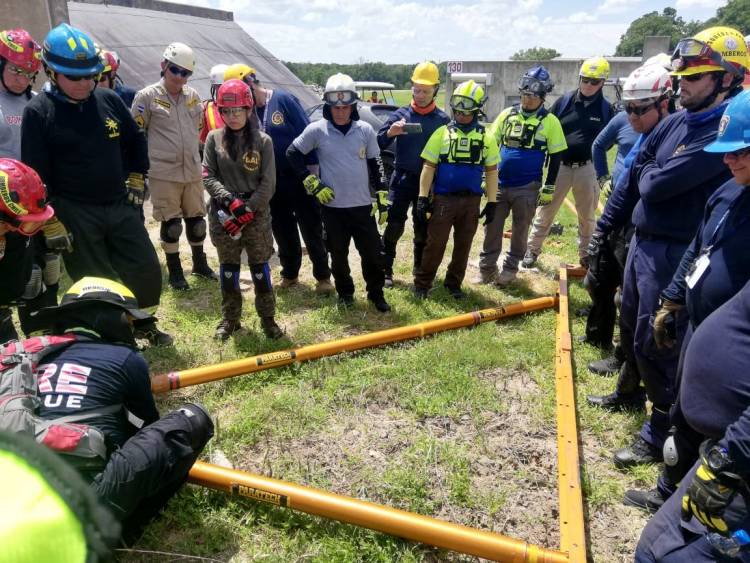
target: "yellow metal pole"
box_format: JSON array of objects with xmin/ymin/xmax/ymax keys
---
[
  {"xmin": 152, "ymin": 296, "xmax": 557, "ymax": 394},
  {"xmin": 189, "ymin": 461, "xmax": 569, "ymax": 563},
  {"xmin": 555, "ymin": 267, "xmax": 586, "ymax": 561}
]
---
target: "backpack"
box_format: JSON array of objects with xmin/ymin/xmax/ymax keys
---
[{"xmin": 0, "ymin": 334, "xmax": 119, "ymax": 467}]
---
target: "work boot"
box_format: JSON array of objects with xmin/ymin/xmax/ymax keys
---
[
  {"xmin": 278, "ymin": 277, "xmax": 299, "ymax": 289},
  {"xmin": 166, "ymin": 253, "xmax": 189, "ymax": 291},
  {"xmin": 413, "ymin": 286, "xmax": 428, "ymax": 300},
  {"xmin": 261, "ymin": 316, "xmax": 284, "ymax": 339},
  {"xmin": 133, "ymin": 321, "xmax": 174, "ymax": 347},
  {"xmin": 369, "ymin": 295, "xmax": 391, "ymax": 312},
  {"xmin": 588, "ymin": 356, "xmax": 622, "ymax": 376},
  {"xmin": 471, "ymin": 270, "xmax": 498, "ymax": 285},
  {"xmin": 191, "ymin": 247, "xmax": 218, "ymax": 280},
  {"xmin": 384, "ymin": 274, "xmax": 394, "ymax": 289},
  {"xmin": 521, "ymin": 251, "xmax": 539, "ymax": 269},
  {"xmin": 338, "ymin": 294, "xmax": 355, "ymax": 308},
  {"xmin": 587, "ymin": 389, "xmax": 646, "ymax": 412},
  {"xmin": 494, "ymin": 269, "xmax": 517, "ymax": 288},
  {"xmin": 614, "ymin": 436, "xmax": 663, "ymax": 469},
  {"xmin": 315, "ymin": 278, "xmax": 335, "ymax": 295},
  {"xmin": 623, "ymin": 488, "xmax": 667, "ymax": 514},
  {"xmin": 214, "ymin": 319, "xmax": 241, "ymax": 341},
  {"xmin": 444, "ymin": 285, "xmax": 465, "ymax": 299}
]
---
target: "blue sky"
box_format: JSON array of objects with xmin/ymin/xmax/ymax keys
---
[{"xmin": 182, "ymin": 0, "xmax": 725, "ymax": 63}]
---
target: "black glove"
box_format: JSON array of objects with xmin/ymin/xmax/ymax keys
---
[
  {"xmin": 479, "ymin": 201, "xmax": 497, "ymax": 226},
  {"xmin": 587, "ymin": 230, "xmax": 606, "ymax": 259},
  {"xmin": 415, "ymin": 196, "xmax": 432, "ymax": 224},
  {"xmin": 682, "ymin": 440, "xmax": 744, "ymax": 534}
]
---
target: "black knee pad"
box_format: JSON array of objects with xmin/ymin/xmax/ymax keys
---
[
  {"xmin": 249, "ymin": 263, "xmax": 272, "ymax": 294},
  {"xmin": 177, "ymin": 403, "xmax": 215, "ymax": 449},
  {"xmin": 219, "ymin": 263, "xmax": 241, "ymax": 292},
  {"xmin": 184, "ymin": 216, "xmax": 207, "ymax": 244},
  {"xmin": 160, "ymin": 218, "xmax": 183, "ymax": 244}
]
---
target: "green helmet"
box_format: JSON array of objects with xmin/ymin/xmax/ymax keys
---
[{"xmin": 449, "ymin": 80, "xmax": 487, "ymax": 112}]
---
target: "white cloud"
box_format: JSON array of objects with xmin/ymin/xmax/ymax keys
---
[
  {"xmin": 597, "ymin": 0, "xmax": 637, "ymax": 14},
  {"xmin": 675, "ymin": 0, "xmax": 722, "ymax": 7}
]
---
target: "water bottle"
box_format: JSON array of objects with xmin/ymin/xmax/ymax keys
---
[
  {"xmin": 707, "ymin": 529, "xmax": 750, "ymax": 558},
  {"xmin": 217, "ymin": 210, "xmax": 241, "ymax": 240}
]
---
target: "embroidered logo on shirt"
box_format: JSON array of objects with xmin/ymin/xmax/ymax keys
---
[
  {"xmin": 154, "ymin": 98, "xmax": 171, "ymax": 110},
  {"xmin": 359, "ymin": 146, "xmax": 366, "ymax": 159},
  {"xmin": 271, "ymin": 111, "xmax": 284, "ymax": 125},
  {"xmin": 105, "ymin": 117, "xmax": 120, "ymax": 138},
  {"xmin": 134, "ymin": 115, "xmax": 145, "ymax": 129},
  {"xmin": 243, "ymin": 150, "xmax": 261, "ymax": 172}
]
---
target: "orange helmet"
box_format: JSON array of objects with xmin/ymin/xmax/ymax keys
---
[
  {"xmin": 0, "ymin": 159, "xmax": 53, "ymax": 235},
  {"xmin": 216, "ymin": 79, "xmax": 253, "ymax": 109},
  {"xmin": 0, "ymin": 29, "xmax": 41, "ymax": 74}
]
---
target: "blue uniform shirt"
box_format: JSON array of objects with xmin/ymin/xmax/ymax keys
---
[
  {"xmin": 377, "ymin": 105, "xmax": 449, "ymax": 175},
  {"xmin": 661, "ymin": 179, "xmax": 750, "ymax": 326},
  {"xmin": 597, "ymin": 134, "xmax": 644, "ymax": 233},
  {"xmin": 591, "ymin": 110, "xmax": 638, "ymax": 183},
  {"xmin": 259, "ymin": 89, "xmax": 317, "ymax": 174}
]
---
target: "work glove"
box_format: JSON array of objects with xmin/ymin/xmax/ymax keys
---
[
  {"xmin": 303, "ymin": 174, "xmax": 335, "ymax": 204},
  {"xmin": 537, "ymin": 184, "xmax": 555, "ymax": 206},
  {"xmin": 681, "ymin": 441, "xmax": 743, "ymax": 534},
  {"xmin": 587, "ymin": 230, "xmax": 606, "ymax": 260},
  {"xmin": 598, "ymin": 175, "xmax": 613, "ymax": 199},
  {"xmin": 371, "ymin": 190, "xmax": 390, "ymax": 226},
  {"xmin": 41, "ymin": 217, "xmax": 73, "ymax": 253},
  {"xmin": 479, "ymin": 201, "xmax": 497, "ymax": 226},
  {"xmin": 221, "ymin": 216, "xmax": 243, "ymax": 237},
  {"xmin": 653, "ymin": 298, "xmax": 683, "ymax": 350},
  {"xmin": 415, "ymin": 196, "xmax": 432, "ymax": 224},
  {"xmin": 125, "ymin": 172, "xmax": 147, "ymax": 207},
  {"xmin": 228, "ymin": 198, "xmax": 255, "ymax": 224}
]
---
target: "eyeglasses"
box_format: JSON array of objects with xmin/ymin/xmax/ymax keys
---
[
  {"xmin": 580, "ymin": 77, "xmax": 603, "ymax": 86},
  {"xmin": 167, "ymin": 65, "xmax": 192, "ymax": 78},
  {"xmin": 680, "ymin": 72, "xmax": 711, "ymax": 83},
  {"xmin": 625, "ymin": 102, "xmax": 657, "ymax": 116},
  {"xmin": 62, "ymin": 73, "xmax": 98, "ymax": 82},
  {"xmin": 6, "ymin": 64, "xmax": 35, "ymax": 79},
  {"xmin": 219, "ymin": 107, "xmax": 247, "ymax": 116}
]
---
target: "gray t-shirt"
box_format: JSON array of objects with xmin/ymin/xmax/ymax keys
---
[
  {"xmin": 292, "ymin": 118, "xmax": 379, "ymax": 209},
  {"xmin": 0, "ymin": 89, "xmax": 34, "ymax": 159}
]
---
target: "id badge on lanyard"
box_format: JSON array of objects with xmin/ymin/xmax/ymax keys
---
[{"xmin": 685, "ymin": 247, "xmax": 711, "ymax": 289}]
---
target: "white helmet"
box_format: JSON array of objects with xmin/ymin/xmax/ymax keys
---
[
  {"xmin": 209, "ymin": 64, "xmax": 229, "ymax": 86},
  {"xmin": 162, "ymin": 42, "xmax": 194, "ymax": 72},
  {"xmin": 644, "ymin": 52, "xmax": 672, "ymax": 70},
  {"xmin": 622, "ymin": 63, "xmax": 672, "ymax": 101},
  {"xmin": 323, "ymin": 73, "xmax": 358, "ymax": 106}
]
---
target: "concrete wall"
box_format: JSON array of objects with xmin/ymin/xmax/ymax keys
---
[{"xmin": 447, "ymin": 57, "xmax": 643, "ymax": 121}]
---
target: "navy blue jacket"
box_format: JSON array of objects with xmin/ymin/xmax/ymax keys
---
[
  {"xmin": 598, "ymin": 135, "xmax": 644, "ymax": 234},
  {"xmin": 0, "ymin": 232, "xmax": 32, "ymax": 306},
  {"xmin": 661, "ymin": 180, "xmax": 750, "ymax": 326},
  {"xmin": 258, "ymin": 89, "xmax": 316, "ymax": 175},
  {"xmin": 377, "ymin": 105, "xmax": 449, "ymax": 175},
  {"xmin": 38, "ymin": 340, "xmax": 159, "ymax": 451},
  {"xmin": 591, "ymin": 110, "xmax": 638, "ymax": 182},
  {"xmin": 680, "ymin": 279, "xmax": 750, "ymax": 476}
]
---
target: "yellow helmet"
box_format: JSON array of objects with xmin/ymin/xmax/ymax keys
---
[
  {"xmin": 224, "ymin": 63, "xmax": 257, "ymax": 83},
  {"xmin": 580, "ymin": 56, "xmax": 610, "ymax": 80},
  {"xmin": 411, "ymin": 61, "xmax": 439, "ymax": 85},
  {"xmin": 671, "ymin": 26, "xmax": 749, "ymax": 77},
  {"xmin": 449, "ymin": 80, "xmax": 486, "ymax": 112}
]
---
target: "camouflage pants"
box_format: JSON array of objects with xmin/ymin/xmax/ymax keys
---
[{"xmin": 209, "ymin": 211, "xmax": 275, "ymax": 320}]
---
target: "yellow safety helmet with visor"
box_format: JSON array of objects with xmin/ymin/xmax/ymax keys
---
[
  {"xmin": 671, "ymin": 26, "xmax": 749, "ymax": 78},
  {"xmin": 580, "ymin": 56, "xmax": 610, "ymax": 80},
  {"xmin": 449, "ymin": 80, "xmax": 486, "ymax": 113}
]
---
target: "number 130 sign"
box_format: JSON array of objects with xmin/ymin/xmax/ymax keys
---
[{"xmin": 447, "ymin": 61, "xmax": 463, "ymax": 74}]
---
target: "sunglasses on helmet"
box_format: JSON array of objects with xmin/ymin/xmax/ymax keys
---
[
  {"xmin": 671, "ymin": 39, "xmax": 741, "ymax": 77},
  {"xmin": 580, "ymin": 77, "xmax": 603, "ymax": 86},
  {"xmin": 6, "ymin": 64, "xmax": 36, "ymax": 79},
  {"xmin": 624, "ymin": 101, "xmax": 657, "ymax": 116},
  {"xmin": 323, "ymin": 90, "xmax": 356, "ymax": 105},
  {"xmin": 167, "ymin": 64, "xmax": 192, "ymax": 78}
]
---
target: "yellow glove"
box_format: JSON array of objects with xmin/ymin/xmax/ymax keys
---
[
  {"xmin": 371, "ymin": 190, "xmax": 390, "ymax": 225},
  {"xmin": 303, "ymin": 175, "xmax": 335, "ymax": 204},
  {"xmin": 125, "ymin": 173, "xmax": 147, "ymax": 207},
  {"xmin": 41, "ymin": 217, "xmax": 73, "ymax": 253},
  {"xmin": 537, "ymin": 184, "xmax": 555, "ymax": 206}
]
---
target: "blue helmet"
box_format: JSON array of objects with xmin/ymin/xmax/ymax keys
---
[
  {"xmin": 705, "ymin": 89, "xmax": 750, "ymax": 154},
  {"xmin": 42, "ymin": 23, "xmax": 103, "ymax": 77},
  {"xmin": 518, "ymin": 65, "xmax": 554, "ymax": 97}
]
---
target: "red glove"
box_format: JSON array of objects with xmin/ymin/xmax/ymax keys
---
[
  {"xmin": 222, "ymin": 217, "xmax": 243, "ymax": 236},
  {"xmin": 228, "ymin": 198, "xmax": 254, "ymax": 224}
]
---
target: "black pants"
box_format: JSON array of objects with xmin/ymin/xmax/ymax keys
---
[
  {"xmin": 91, "ymin": 405, "xmax": 214, "ymax": 544},
  {"xmin": 321, "ymin": 205, "xmax": 384, "ymax": 300},
  {"xmin": 53, "ymin": 197, "xmax": 162, "ymax": 310},
  {"xmin": 382, "ymin": 170, "xmax": 428, "ymax": 274},
  {"xmin": 584, "ymin": 225, "xmax": 630, "ymax": 347},
  {"xmin": 270, "ymin": 172, "xmax": 331, "ymax": 281}
]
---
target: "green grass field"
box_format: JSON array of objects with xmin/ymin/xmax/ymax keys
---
[{"xmin": 109, "ymin": 146, "xmax": 655, "ymax": 562}]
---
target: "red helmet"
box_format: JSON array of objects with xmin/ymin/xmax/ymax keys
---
[
  {"xmin": 0, "ymin": 29, "xmax": 41, "ymax": 74},
  {"xmin": 217, "ymin": 79, "xmax": 254, "ymax": 109},
  {"xmin": 0, "ymin": 159, "xmax": 54, "ymax": 233},
  {"xmin": 100, "ymin": 50, "xmax": 120, "ymax": 74}
]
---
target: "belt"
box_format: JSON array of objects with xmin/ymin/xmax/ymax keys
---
[
  {"xmin": 437, "ymin": 190, "xmax": 479, "ymax": 197},
  {"xmin": 563, "ymin": 160, "xmax": 591, "ymax": 169},
  {"xmin": 635, "ymin": 229, "xmax": 670, "ymax": 242}
]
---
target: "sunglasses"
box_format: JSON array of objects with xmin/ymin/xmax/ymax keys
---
[
  {"xmin": 219, "ymin": 107, "xmax": 247, "ymax": 116},
  {"xmin": 6, "ymin": 64, "xmax": 35, "ymax": 79},
  {"xmin": 625, "ymin": 102, "xmax": 657, "ymax": 116},
  {"xmin": 580, "ymin": 77, "xmax": 603, "ymax": 86},
  {"xmin": 168, "ymin": 65, "xmax": 192, "ymax": 78},
  {"xmin": 62, "ymin": 73, "xmax": 98, "ymax": 82},
  {"xmin": 680, "ymin": 72, "xmax": 710, "ymax": 83}
]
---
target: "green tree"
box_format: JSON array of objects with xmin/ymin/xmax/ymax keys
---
[
  {"xmin": 615, "ymin": 7, "xmax": 703, "ymax": 56},
  {"xmin": 510, "ymin": 47, "xmax": 561, "ymax": 61},
  {"xmin": 704, "ymin": 0, "xmax": 750, "ymax": 35}
]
